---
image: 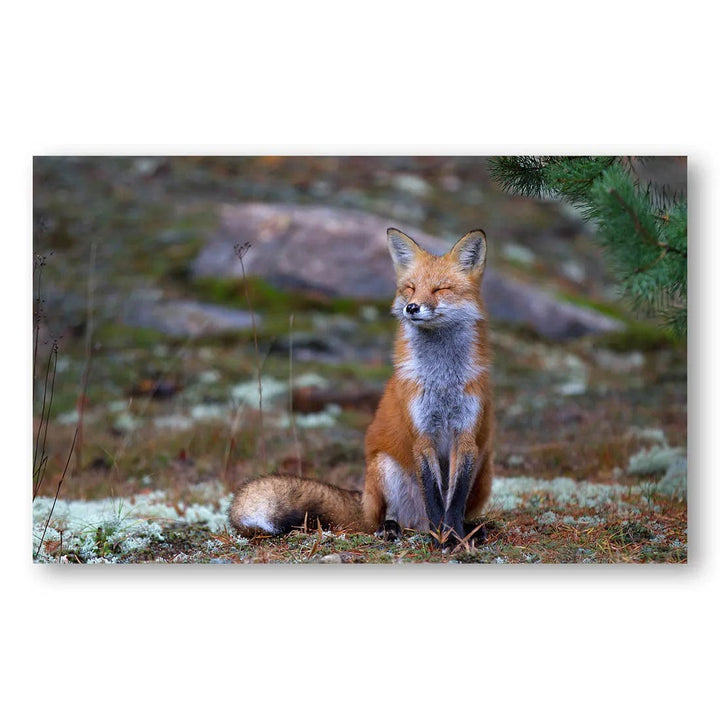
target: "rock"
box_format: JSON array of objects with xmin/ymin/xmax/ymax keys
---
[
  {"xmin": 125, "ymin": 297, "xmax": 258, "ymax": 338},
  {"xmin": 195, "ymin": 203, "xmax": 432, "ymax": 299},
  {"xmin": 481, "ymin": 272, "xmax": 621, "ymax": 339},
  {"xmin": 268, "ymin": 332, "xmax": 346, "ymax": 362},
  {"xmin": 193, "ymin": 203, "xmax": 624, "ymax": 340}
]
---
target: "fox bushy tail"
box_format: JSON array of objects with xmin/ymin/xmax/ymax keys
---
[{"xmin": 229, "ymin": 475, "xmax": 368, "ymax": 537}]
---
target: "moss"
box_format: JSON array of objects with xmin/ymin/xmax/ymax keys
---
[
  {"xmin": 191, "ymin": 275, "xmax": 385, "ymax": 319},
  {"xmin": 556, "ymin": 291, "xmax": 627, "ymax": 320},
  {"xmin": 490, "ymin": 320, "xmax": 545, "ymax": 343},
  {"xmin": 193, "ymin": 276, "xmax": 306, "ymax": 313},
  {"xmin": 594, "ymin": 322, "xmax": 683, "ymax": 353},
  {"xmin": 639, "ymin": 545, "xmax": 687, "ymax": 563},
  {"xmin": 94, "ymin": 322, "xmax": 170, "ymax": 351},
  {"xmin": 607, "ymin": 520, "xmax": 655, "ymax": 544},
  {"xmin": 128, "ymin": 522, "xmax": 217, "ymax": 562},
  {"xmin": 158, "ymin": 235, "xmax": 207, "ymax": 284},
  {"xmin": 191, "ymin": 276, "xmax": 248, "ymax": 308}
]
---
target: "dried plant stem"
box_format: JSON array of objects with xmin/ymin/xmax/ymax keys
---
[
  {"xmin": 34, "ymin": 426, "xmax": 78, "ymax": 559},
  {"xmin": 32, "ymin": 341, "xmax": 58, "ymax": 499},
  {"xmin": 222, "ymin": 400, "xmax": 242, "ymax": 485},
  {"xmin": 32, "ymin": 252, "xmax": 58, "ymax": 501},
  {"xmin": 33, "ymin": 258, "xmax": 44, "ymax": 386}
]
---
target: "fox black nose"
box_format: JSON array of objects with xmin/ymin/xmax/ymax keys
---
[{"xmin": 405, "ymin": 303, "xmax": 420, "ymax": 315}]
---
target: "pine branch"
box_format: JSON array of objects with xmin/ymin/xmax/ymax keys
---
[
  {"xmin": 488, "ymin": 156, "xmax": 687, "ymax": 337},
  {"xmin": 544, "ymin": 156, "xmax": 617, "ymax": 208},
  {"xmin": 488, "ymin": 156, "xmax": 617, "ymax": 206},
  {"xmin": 487, "ymin": 156, "xmax": 553, "ymax": 198},
  {"xmin": 590, "ymin": 164, "xmax": 686, "ymax": 331}
]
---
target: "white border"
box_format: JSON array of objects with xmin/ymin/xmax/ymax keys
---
[{"xmin": 6, "ymin": 3, "xmax": 716, "ymax": 717}]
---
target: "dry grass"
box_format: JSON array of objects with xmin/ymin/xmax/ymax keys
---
[{"xmin": 33, "ymin": 472, "xmax": 686, "ymax": 564}]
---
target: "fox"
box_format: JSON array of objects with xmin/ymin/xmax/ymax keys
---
[{"xmin": 229, "ymin": 227, "xmax": 494, "ymax": 546}]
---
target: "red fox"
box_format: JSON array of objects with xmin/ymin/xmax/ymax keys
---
[{"xmin": 229, "ymin": 227, "xmax": 494, "ymax": 545}]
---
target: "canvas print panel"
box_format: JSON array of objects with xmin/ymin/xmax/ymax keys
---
[{"xmin": 32, "ymin": 156, "xmax": 687, "ymax": 563}]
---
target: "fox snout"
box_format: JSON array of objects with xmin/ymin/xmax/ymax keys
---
[
  {"xmin": 403, "ymin": 301, "xmax": 436, "ymax": 322},
  {"xmin": 402, "ymin": 301, "xmax": 454, "ymax": 326}
]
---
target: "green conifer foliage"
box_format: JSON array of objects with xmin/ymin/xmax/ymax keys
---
[{"xmin": 488, "ymin": 156, "xmax": 687, "ymax": 336}]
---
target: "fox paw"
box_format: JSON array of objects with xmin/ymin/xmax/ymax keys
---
[
  {"xmin": 462, "ymin": 522, "xmax": 487, "ymax": 546},
  {"xmin": 376, "ymin": 519, "xmax": 402, "ymax": 541}
]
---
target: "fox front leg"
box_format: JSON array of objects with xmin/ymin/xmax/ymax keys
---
[
  {"xmin": 414, "ymin": 438, "xmax": 447, "ymax": 542},
  {"xmin": 444, "ymin": 433, "xmax": 481, "ymax": 544}
]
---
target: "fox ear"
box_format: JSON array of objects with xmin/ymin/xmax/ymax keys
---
[
  {"xmin": 450, "ymin": 229, "xmax": 487, "ymax": 274},
  {"xmin": 387, "ymin": 228, "xmax": 422, "ymax": 270}
]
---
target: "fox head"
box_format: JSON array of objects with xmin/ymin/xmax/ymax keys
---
[{"xmin": 387, "ymin": 228, "xmax": 487, "ymax": 328}]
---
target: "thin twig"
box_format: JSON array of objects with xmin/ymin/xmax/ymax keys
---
[
  {"xmin": 34, "ymin": 427, "xmax": 78, "ymax": 560},
  {"xmin": 32, "ymin": 250, "xmax": 58, "ymax": 501},
  {"xmin": 33, "ymin": 256, "xmax": 44, "ymax": 387},
  {"xmin": 222, "ymin": 402, "xmax": 242, "ymax": 485},
  {"xmin": 32, "ymin": 340, "xmax": 58, "ymax": 499}
]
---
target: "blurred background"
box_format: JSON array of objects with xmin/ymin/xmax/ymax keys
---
[{"xmin": 32, "ymin": 156, "xmax": 686, "ymax": 511}]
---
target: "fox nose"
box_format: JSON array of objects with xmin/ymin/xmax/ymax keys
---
[{"xmin": 405, "ymin": 303, "xmax": 420, "ymax": 315}]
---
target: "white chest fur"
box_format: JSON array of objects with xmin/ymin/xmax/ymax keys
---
[{"xmin": 398, "ymin": 323, "xmax": 484, "ymax": 441}]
